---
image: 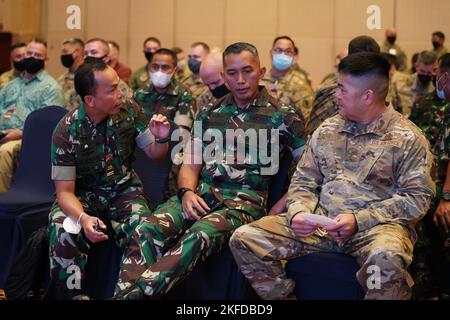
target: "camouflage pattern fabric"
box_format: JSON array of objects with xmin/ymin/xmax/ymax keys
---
[
  {"xmin": 115, "ymin": 87, "xmax": 307, "ymax": 296},
  {"xmin": 231, "ymin": 214, "xmax": 416, "ymax": 300},
  {"xmin": 305, "ymin": 77, "xmax": 339, "ymax": 136},
  {"xmin": 57, "ymin": 71, "xmax": 77, "ymax": 111},
  {"xmin": 180, "ymin": 73, "xmax": 209, "ymax": 101},
  {"xmin": 129, "ymin": 65, "xmax": 150, "ymax": 91},
  {"xmin": 48, "ymin": 100, "xmax": 155, "ymax": 295},
  {"xmin": 261, "ymin": 69, "xmax": 313, "ymax": 120},
  {"xmin": 133, "ymin": 78, "xmax": 196, "ymax": 130},
  {"xmin": 0, "ymin": 69, "xmax": 17, "ymax": 91},
  {"xmin": 230, "ymin": 105, "xmax": 435, "ymax": 300},
  {"xmin": 381, "ymin": 41, "xmax": 408, "ymax": 72}
]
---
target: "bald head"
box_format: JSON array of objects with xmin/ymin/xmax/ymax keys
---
[
  {"xmin": 200, "ymin": 52, "xmax": 225, "ymax": 91},
  {"xmin": 386, "ymin": 28, "xmax": 397, "ymax": 37}
]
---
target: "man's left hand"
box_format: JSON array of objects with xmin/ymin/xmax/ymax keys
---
[
  {"xmin": 149, "ymin": 114, "xmax": 170, "ymax": 140},
  {"xmin": 324, "ymin": 213, "xmax": 357, "ymax": 241}
]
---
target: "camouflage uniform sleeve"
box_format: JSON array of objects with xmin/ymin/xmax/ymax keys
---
[
  {"xmin": 51, "ymin": 117, "xmax": 76, "ymax": 181},
  {"xmin": 355, "ymin": 135, "xmax": 436, "ymax": 232},
  {"xmin": 129, "ymin": 99, "xmax": 155, "ymax": 149},
  {"xmin": 174, "ymin": 89, "xmax": 196, "ymax": 130},
  {"xmin": 277, "ymin": 106, "xmax": 307, "ymax": 162},
  {"xmin": 285, "ymin": 128, "xmax": 322, "ymax": 222},
  {"xmin": 183, "ymin": 110, "xmax": 206, "ymax": 165}
]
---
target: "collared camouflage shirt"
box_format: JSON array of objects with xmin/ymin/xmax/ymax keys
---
[
  {"xmin": 261, "ymin": 68, "xmax": 314, "ymax": 121},
  {"xmin": 287, "ymin": 105, "xmax": 435, "ymax": 238},
  {"xmin": 188, "ymin": 87, "xmax": 306, "ymax": 219},
  {"xmin": 180, "ymin": 73, "xmax": 209, "ymax": 101},
  {"xmin": 133, "ymin": 78, "xmax": 195, "ymax": 129},
  {"xmin": 129, "ymin": 65, "xmax": 150, "ymax": 91},
  {"xmin": 57, "ymin": 71, "xmax": 77, "ymax": 111},
  {"xmin": 51, "ymin": 100, "xmax": 154, "ymax": 194}
]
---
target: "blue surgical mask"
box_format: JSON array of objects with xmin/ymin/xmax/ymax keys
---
[
  {"xmin": 436, "ymin": 73, "xmax": 447, "ymax": 101},
  {"xmin": 272, "ymin": 54, "xmax": 293, "ymax": 71}
]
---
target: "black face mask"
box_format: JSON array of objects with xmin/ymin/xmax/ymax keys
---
[
  {"xmin": 432, "ymin": 41, "xmax": 441, "ymax": 50},
  {"xmin": 23, "ymin": 57, "xmax": 45, "ymax": 74},
  {"xmin": 84, "ymin": 55, "xmax": 107, "ymax": 64},
  {"xmin": 211, "ymin": 83, "xmax": 230, "ymax": 99},
  {"xmin": 145, "ymin": 51, "xmax": 153, "ymax": 63},
  {"xmin": 188, "ymin": 58, "xmax": 201, "ymax": 74},
  {"xmin": 418, "ymin": 74, "xmax": 432, "ymax": 86},
  {"xmin": 387, "ymin": 36, "xmax": 396, "ymax": 45},
  {"xmin": 61, "ymin": 53, "xmax": 75, "ymax": 68},
  {"xmin": 13, "ymin": 60, "xmax": 26, "ymax": 72}
]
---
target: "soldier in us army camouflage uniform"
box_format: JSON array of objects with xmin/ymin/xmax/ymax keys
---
[
  {"xmin": 47, "ymin": 60, "xmax": 171, "ymax": 299},
  {"xmin": 261, "ymin": 36, "xmax": 313, "ymax": 121},
  {"xmin": 230, "ymin": 53, "xmax": 435, "ymax": 300},
  {"xmin": 57, "ymin": 38, "xmax": 85, "ymax": 111},
  {"xmin": 112, "ymin": 42, "xmax": 306, "ymax": 300},
  {"xmin": 129, "ymin": 37, "xmax": 161, "ymax": 91},
  {"xmin": 180, "ymin": 42, "xmax": 210, "ymax": 103},
  {"xmin": 133, "ymin": 48, "xmax": 196, "ymax": 200},
  {"xmin": 306, "ymin": 36, "xmax": 381, "ymax": 136}
]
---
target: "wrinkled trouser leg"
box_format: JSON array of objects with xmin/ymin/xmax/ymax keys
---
[
  {"xmin": 117, "ymin": 195, "xmax": 254, "ymax": 297},
  {"xmin": 229, "ymin": 214, "xmax": 336, "ymax": 300},
  {"xmin": 49, "ymin": 185, "xmax": 151, "ymax": 298},
  {"xmin": 347, "ymin": 223, "xmax": 415, "ymax": 300}
]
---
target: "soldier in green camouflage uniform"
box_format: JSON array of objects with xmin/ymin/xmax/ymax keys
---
[
  {"xmin": 47, "ymin": 61, "xmax": 171, "ymax": 299},
  {"xmin": 129, "ymin": 37, "xmax": 161, "ymax": 91},
  {"xmin": 230, "ymin": 53, "xmax": 435, "ymax": 300},
  {"xmin": 306, "ymin": 36, "xmax": 381, "ymax": 136},
  {"xmin": 133, "ymin": 49, "xmax": 196, "ymax": 200},
  {"xmin": 418, "ymin": 53, "xmax": 450, "ymax": 299},
  {"xmin": 112, "ymin": 42, "xmax": 306, "ymax": 299}
]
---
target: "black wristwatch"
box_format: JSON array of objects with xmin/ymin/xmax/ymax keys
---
[
  {"xmin": 442, "ymin": 192, "xmax": 450, "ymax": 201},
  {"xmin": 178, "ymin": 187, "xmax": 193, "ymax": 200},
  {"xmin": 155, "ymin": 135, "xmax": 171, "ymax": 144}
]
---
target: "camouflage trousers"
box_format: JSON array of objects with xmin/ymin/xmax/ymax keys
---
[
  {"xmin": 116, "ymin": 195, "xmax": 254, "ymax": 296},
  {"xmin": 230, "ymin": 214, "xmax": 415, "ymax": 300},
  {"xmin": 48, "ymin": 184, "xmax": 151, "ymax": 296}
]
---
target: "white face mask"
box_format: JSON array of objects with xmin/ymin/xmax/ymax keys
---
[
  {"xmin": 150, "ymin": 71, "xmax": 172, "ymax": 88},
  {"xmin": 436, "ymin": 73, "xmax": 447, "ymax": 101}
]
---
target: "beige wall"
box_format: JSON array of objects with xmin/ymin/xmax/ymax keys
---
[{"xmin": 2, "ymin": 0, "xmax": 450, "ymax": 89}]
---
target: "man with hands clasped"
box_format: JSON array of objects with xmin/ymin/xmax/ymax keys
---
[{"xmin": 229, "ymin": 52, "xmax": 435, "ymax": 300}]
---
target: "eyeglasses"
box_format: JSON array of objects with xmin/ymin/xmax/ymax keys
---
[{"xmin": 272, "ymin": 48, "xmax": 295, "ymax": 56}]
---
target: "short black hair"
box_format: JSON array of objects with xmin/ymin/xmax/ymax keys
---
[
  {"xmin": 152, "ymin": 48, "xmax": 178, "ymax": 67},
  {"xmin": 223, "ymin": 42, "xmax": 259, "ymax": 66},
  {"xmin": 75, "ymin": 59, "xmax": 109, "ymax": 100},
  {"xmin": 433, "ymin": 31, "xmax": 445, "ymax": 40},
  {"xmin": 11, "ymin": 42, "xmax": 26, "ymax": 51},
  {"xmin": 348, "ymin": 36, "xmax": 380, "ymax": 55},
  {"xmin": 439, "ymin": 53, "xmax": 450, "ymax": 73},
  {"xmin": 272, "ymin": 36, "xmax": 296, "ymax": 49},
  {"xmin": 339, "ymin": 52, "xmax": 390, "ymax": 80},
  {"xmin": 381, "ymin": 53, "xmax": 397, "ymax": 68},
  {"xmin": 144, "ymin": 37, "xmax": 161, "ymax": 47}
]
